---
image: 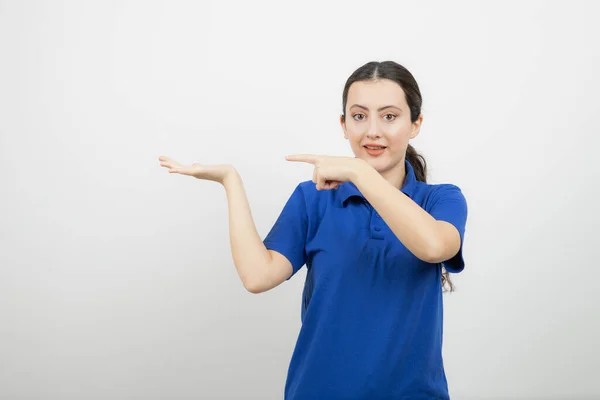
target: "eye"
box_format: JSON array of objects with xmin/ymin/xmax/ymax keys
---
[
  {"xmin": 352, "ymin": 113, "xmax": 365, "ymax": 121},
  {"xmin": 384, "ymin": 113, "xmax": 397, "ymax": 121}
]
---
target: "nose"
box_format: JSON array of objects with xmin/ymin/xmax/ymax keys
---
[{"xmin": 366, "ymin": 119, "xmax": 381, "ymax": 139}]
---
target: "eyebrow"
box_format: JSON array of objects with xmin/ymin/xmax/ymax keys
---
[{"xmin": 350, "ymin": 104, "xmax": 402, "ymax": 112}]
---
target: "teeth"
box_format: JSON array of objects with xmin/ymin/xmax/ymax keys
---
[{"xmin": 366, "ymin": 146, "xmax": 384, "ymax": 149}]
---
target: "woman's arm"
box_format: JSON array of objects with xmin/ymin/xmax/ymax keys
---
[
  {"xmin": 159, "ymin": 156, "xmax": 292, "ymax": 293},
  {"xmin": 351, "ymin": 163, "xmax": 461, "ymax": 263},
  {"xmin": 222, "ymin": 170, "xmax": 293, "ymax": 293}
]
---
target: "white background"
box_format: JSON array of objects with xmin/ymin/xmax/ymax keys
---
[{"xmin": 1, "ymin": 0, "xmax": 598, "ymax": 399}]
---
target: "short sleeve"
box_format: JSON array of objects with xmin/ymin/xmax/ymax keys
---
[
  {"xmin": 428, "ymin": 184, "xmax": 468, "ymax": 273},
  {"xmin": 263, "ymin": 184, "xmax": 308, "ymax": 279}
]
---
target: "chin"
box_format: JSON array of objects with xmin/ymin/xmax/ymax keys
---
[
  {"xmin": 366, "ymin": 155, "xmax": 404, "ymax": 172},
  {"xmin": 364, "ymin": 158, "xmax": 389, "ymax": 171}
]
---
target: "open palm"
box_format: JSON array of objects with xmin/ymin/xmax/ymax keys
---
[{"xmin": 158, "ymin": 156, "xmax": 234, "ymax": 184}]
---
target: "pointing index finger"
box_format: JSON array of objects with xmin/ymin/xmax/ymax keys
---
[{"xmin": 286, "ymin": 154, "xmax": 318, "ymax": 164}]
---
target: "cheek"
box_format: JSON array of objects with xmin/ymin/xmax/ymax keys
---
[
  {"xmin": 345, "ymin": 124, "xmax": 362, "ymax": 137},
  {"xmin": 346, "ymin": 130, "xmax": 363, "ymax": 145},
  {"xmin": 386, "ymin": 126, "xmax": 412, "ymax": 145},
  {"xmin": 387, "ymin": 134, "xmax": 409, "ymax": 149},
  {"xmin": 350, "ymin": 138, "xmax": 365, "ymax": 152}
]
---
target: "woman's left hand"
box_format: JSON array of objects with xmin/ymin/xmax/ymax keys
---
[{"xmin": 286, "ymin": 154, "xmax": 365, "ymax": 190}]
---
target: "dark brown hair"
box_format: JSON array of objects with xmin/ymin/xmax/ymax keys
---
[{"xmin": 341, "ymin": 61, "xmax": 454, "ymax": 292}]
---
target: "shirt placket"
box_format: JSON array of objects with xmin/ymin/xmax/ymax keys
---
[{"xmin": 367, "ymin": 203, "xmax": 385, "ymax": 240}]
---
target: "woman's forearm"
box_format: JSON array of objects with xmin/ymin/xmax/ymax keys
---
[
  {"xmin": 351, "ymin": 162, "xmax": 444, "ymax": 262},
  {"xmin": 222, "ymin": 169, "xmax": 272, "ymax": 291}
]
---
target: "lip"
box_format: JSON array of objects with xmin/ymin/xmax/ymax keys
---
[
  {"xmin": 363, "ymin": 144, "xmax": 387, "ymax": 148},
  {"xmin": 364, "ymin": 146, "xmax": 386, "ymax": 157}
]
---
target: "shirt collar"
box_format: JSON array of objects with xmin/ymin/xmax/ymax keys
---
[{"xmin": 337, "ymin": 159, "xmax": 418, "ymax": 207}]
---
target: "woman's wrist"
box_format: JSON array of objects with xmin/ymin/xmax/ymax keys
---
[
  {"xmin": 221, "ymin": 166, "xmax": 239, "ymax": 186},
  {"xmin": 350, "ymin": 158, "xmax": 371, "ymax": 184}
]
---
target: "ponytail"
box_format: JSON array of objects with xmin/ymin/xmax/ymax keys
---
[{"xmin": 405, "ymin": 144, "xmax": 427, "ymax": 183}]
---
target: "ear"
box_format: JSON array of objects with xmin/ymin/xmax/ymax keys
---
[
  {"xmin": 340, "ymin": 114, "xmax": 347, "ymax": 139},
  {"xmin": 410, "ymin": 113, "xmax": 423, "ymax": 139}
]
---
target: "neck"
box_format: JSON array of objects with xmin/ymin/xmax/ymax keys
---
[{"xmin": 379, "ymin": 158, "xmax": 406, "ymax": 190}]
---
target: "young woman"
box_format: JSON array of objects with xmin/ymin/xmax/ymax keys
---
[{"xmin": 159, "ymin": 61, "xmax": 468, "ymax": 399}]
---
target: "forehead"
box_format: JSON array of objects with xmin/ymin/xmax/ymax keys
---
[{"xmin": 347, "ymin": 79, "xmax": 407, "ymax": 108}]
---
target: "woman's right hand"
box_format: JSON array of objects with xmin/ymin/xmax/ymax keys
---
[{"xmin": 158, "ymin": 156, "xmax": 236, "ymax": 184}]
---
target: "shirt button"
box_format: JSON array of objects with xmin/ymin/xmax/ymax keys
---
[{"xmin": 374, "ymin": 227, "xmax": 381, "ymax": 232}]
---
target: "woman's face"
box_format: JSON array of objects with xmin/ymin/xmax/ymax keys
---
[{"xmin": 340, "ymin": 79, "xmax": 422, "ymax": 177}]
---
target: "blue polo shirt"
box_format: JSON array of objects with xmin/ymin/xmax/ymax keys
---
[{"xmin": 263, "ymin": 160, "xmax": 468, "ymax": 399}]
